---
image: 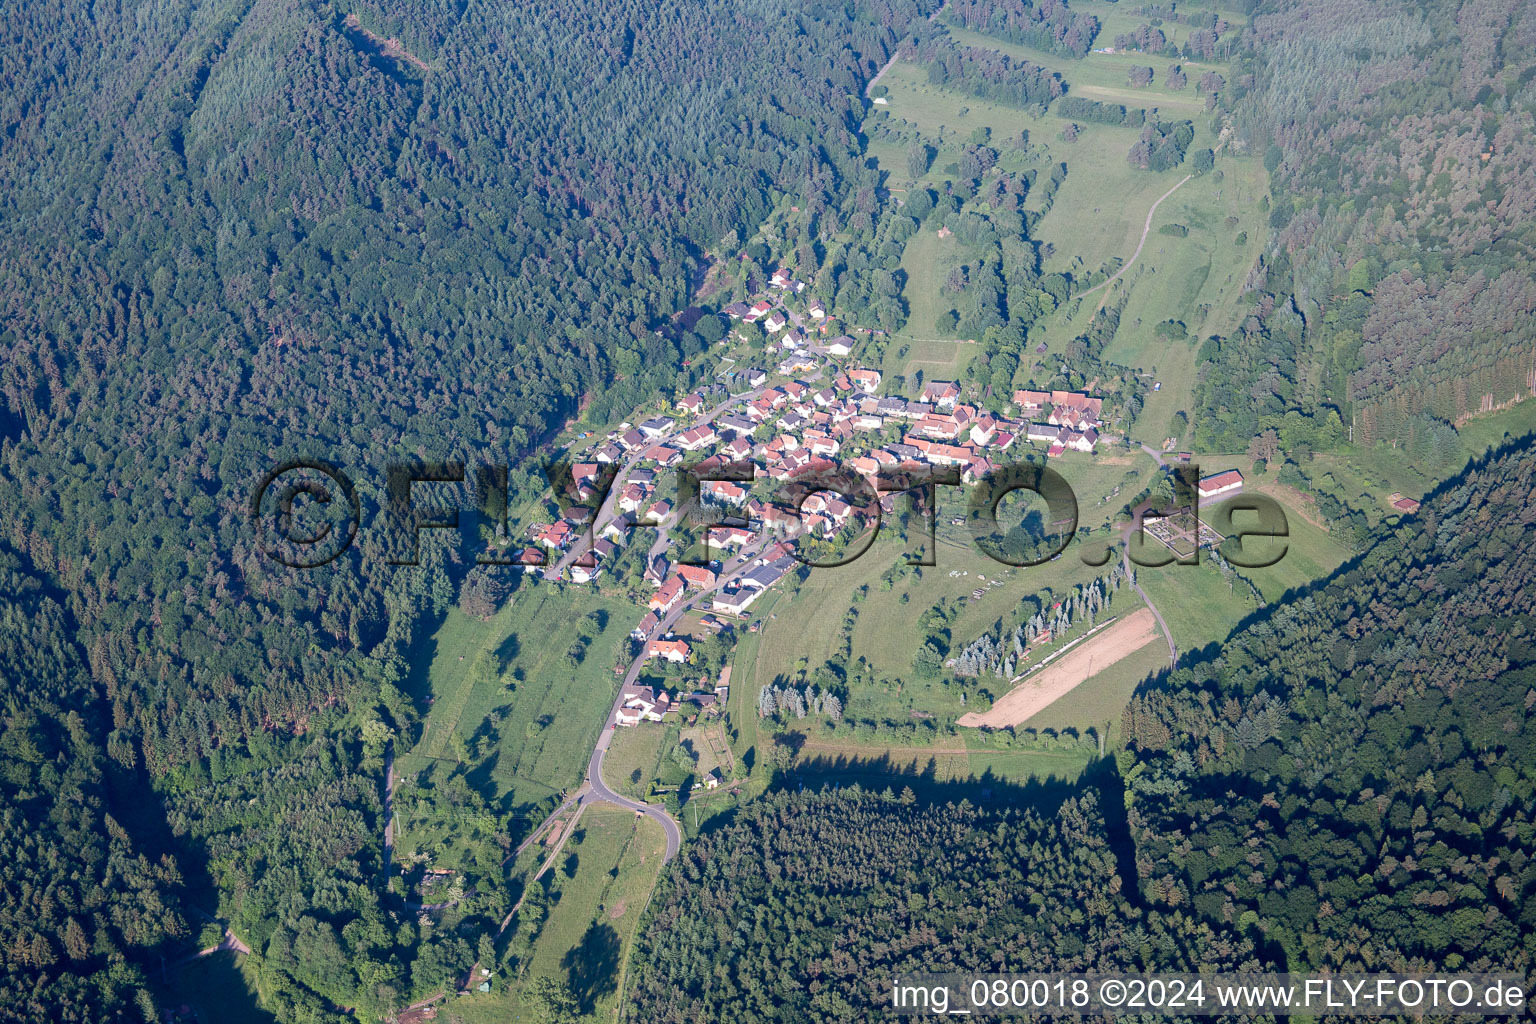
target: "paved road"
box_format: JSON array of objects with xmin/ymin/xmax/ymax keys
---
[
  {"xmin": 1122, "ymin": 527, "xmax": 1178, "ymax": 669},
  {"xmin": 585, "ymin": 738, "xmax": 680, "ymax": 862},
  {"xmin": 550, "ymin": 385, "xmax": 767, "ymax": 580},
  {"xmin": 582, "ymin": 537, "xmax": 769, "ymax": 863}
]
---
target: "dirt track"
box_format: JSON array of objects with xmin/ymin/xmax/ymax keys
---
[{"xmin": 956, "ymin": 608, "xmax": 1161, "ymax": 729}]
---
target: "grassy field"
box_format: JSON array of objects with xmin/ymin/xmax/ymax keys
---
[
  {"xmin": 1136, "ymin": 476, "xmax": 1352, "ymax": 654},
  {"xmin": 395, "ymin": 584, "xmax": 641, "ymax": 861},
  {"xmin": 863, "ymin": 16, "xmax": 1261, "ymax": 438},
  {"xmin": 870, "ymin": 58, "xmax": 1175, "ymax": 281},
  {"xmin": 449, "ymin": 805, "xmax": 667, "ymax": 1024},
  {"xmin": 726, "ymin": 511, "xmax": 1155, "ymax": 787},
  {"xmin": 880, "ymin": 221, "xmax": 984, "ymax": 382},
  {"xmin": 943, "ymin": 19, "xmax": 1229, "ymax": 117},
  {"xmin": 603, "ymin": 724, "xmax": 672, "ymax": 800},
  {"xmin": 1016, "ymin": 636, "xmax": 1169, "ymax": 740}
]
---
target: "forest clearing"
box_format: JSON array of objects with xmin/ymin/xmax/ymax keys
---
[{"xmin": 957, "ymin": 608, "xmax": 1160, "ymax": 728}]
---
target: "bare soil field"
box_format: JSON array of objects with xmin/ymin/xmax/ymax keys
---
[{"xmin": 957, "ymin": 609, "xmax": 1161, "ymax": 729}]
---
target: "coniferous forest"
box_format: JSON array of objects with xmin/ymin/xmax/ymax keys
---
[
  {"xmin": 0, "ymin": 0, "xmax": 938, "ymax": 1016},
  {"xmin": 0, "ymin": 0, "xmax": 1533, "ymax": 1019}
]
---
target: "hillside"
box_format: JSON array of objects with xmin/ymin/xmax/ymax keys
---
[
  {"xmin": 629, "ymin": 786, "xmax": 1260, "ymax": 1021},
  {"xmin": 630, "ymin": 439, "xmax": 1536, "ymax": 1018},
  {"xmin": 1122, "ymin": 439, "xmax": 1536, "ymax": 972}
]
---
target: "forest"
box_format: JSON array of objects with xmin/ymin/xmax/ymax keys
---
[
  {"xmin": 943, "ymin": 0, "xmax": 1102, "ymax": 59},
  {"xmin": 1192, "ymin": 0, "xmax": 1536, "ymax": 453},
  {"xmin": 628, "ymin": 786, "xmax": 1261, "ymax": 1022},
  {"xmin": 0, "ymin": 0, "xmax": 940, "ymax": 1015},
  {"xmin": 1121, "ymin": 440, "xmax": 1536, "ymax": 974},
  {"xmin": 1, "ymin": 0, "xmax": 1533, "ymax": 1017},
  {"xmin": 629, "ymin": 420, "xmax": 1536, "ymax": 1021}
]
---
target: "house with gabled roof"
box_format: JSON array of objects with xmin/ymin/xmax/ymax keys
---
[
  {"xmin": 646, "ymin": 638, "xmax": 692, "ymax": 664},
  {"xmin": 649, "ymin": 576, "xmax": 686, "ymax": 614},
  {"xmin": 615, "ymin": 686, "xmax": 672, "ymax": 725},
  {"xmin": 921, "ymin": 380, "xmax": 961, "ymax": 410}
]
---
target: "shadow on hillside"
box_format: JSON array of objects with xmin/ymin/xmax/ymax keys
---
[
  {"xmin": 1133, "ymin": 430, "xmax": 1536, "ymax": 695},
  {"xmin": 561, "ymin": 921, "xmax": 621, "ymax": 1013},
  {"xmin": 773, "ymin": 752, "xmax": 1080, "ymax": 814}
]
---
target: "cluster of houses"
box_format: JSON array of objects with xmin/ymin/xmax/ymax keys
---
[
  {"xmin": 614, "ymin": 678, "xmax": 730, "ymax": 727},
  {"xmin": 521, "ymin": 372, "xmax": 1112, "ymax": 588},
  {"xmin": 718, "ymin": 265, "xmax": 857, "ymax": 374},
  {"xmin": 1013, "ymin": 389, "xmax": 1105, "ymax": 458}
]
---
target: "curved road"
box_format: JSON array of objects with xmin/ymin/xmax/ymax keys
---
[
  {"xmin": 1076, "ymin": 173, "xmax": 1193, "ymax": 303},
  {"xmin": 583, "ymin": 533, "xmax": 770, "ymax": 863},
  {"xmin": 586, "ymin": 735, "xmax": 681, "ymax": 862}
]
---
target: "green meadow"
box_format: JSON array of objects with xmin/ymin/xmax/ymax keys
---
[
  {"xmin": 449, "ymin": 805, "xmax": 667, "ymax": 1024},
  {"xmin": 395, "ymin": 583, "xmax": 643, "ymax": 862}
]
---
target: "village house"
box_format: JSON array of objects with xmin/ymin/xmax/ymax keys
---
[
  {"xmin": 644, "ymin": 445, "xmax": 683, "ymax": 467},
  {"xmin": 631, "ymin": 610, "xmax": 662, "ymax": 641},
  {"xmin": 615, "ymin": 686, "xmax": 672, "ymax": 725},
  {"xmin": 921, "ymin": 380, "xmax": 961, "ymax": 410},
  {"xmin": 763, "ymin": 310, "xmax": 788, "ymax": 332},
  {"xmin": 601, "ymin": 514, "xmax": 633, "ymax": 543},
  {"xmin": 1198, "ymin": 469, "xmax": 1244, "ymax": 502},
  {"xmin": 1013, "ymin": 389, "xmax": 1050, "ymax": 413},
  {"xmin": 712, "ymin": 585, "xmax": 761, "ymax": 615},
  {"xmin": 1046, "ymin": 391, "xmax": 1104, "ymax": 430},
  {"xmin": 848, "ymin": 368, "xmax": 881, "ymax": 391},
  {"xmin": 642, "ymin": 498, "xmax": 674, "ymax": 525},
  {"xmin": 676, "ymin": 564, "xmax": 718, "ymax": 589},
  {"xmin": 704, "ymin": 480, "xmax": 748, "ymax": 505},
  {"xmin": 807, "ymin": 299, "xmax": 826, "ymax": 319},
  {"xmin": 677, "ymin": 424, "xmax": 718, "ymax": 451},
  {"xmin": 708, "ymin": 525, "xmax": 755, "ymax": 549},
  {"xmin": 637, "ymin": 415, "xmax": 675, "ymax": 437},
  {"xmin": 534, "ymin": 520, "xmax": 573, "ymax": 550},
  {"xmin": 643, "ymin": 554, "xmax": 670, "ymax": 587},
  {"xmin": 676, "ymin": 393, "xmax": 706, "ymax": 415},
  {"xmin": 649, "ymin": 576, "xmax": 686, "ymax": 614},
  {"xmin": 645, "ymin": 638, "xmax": 692, "ymax": 664},
  {"xmin": 716, "ymin": 413, "xmax": 756, "ymax": 437},
  {"xmin": 618, "ymin": 483, "xmax": 650, "ymax": 513}
]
